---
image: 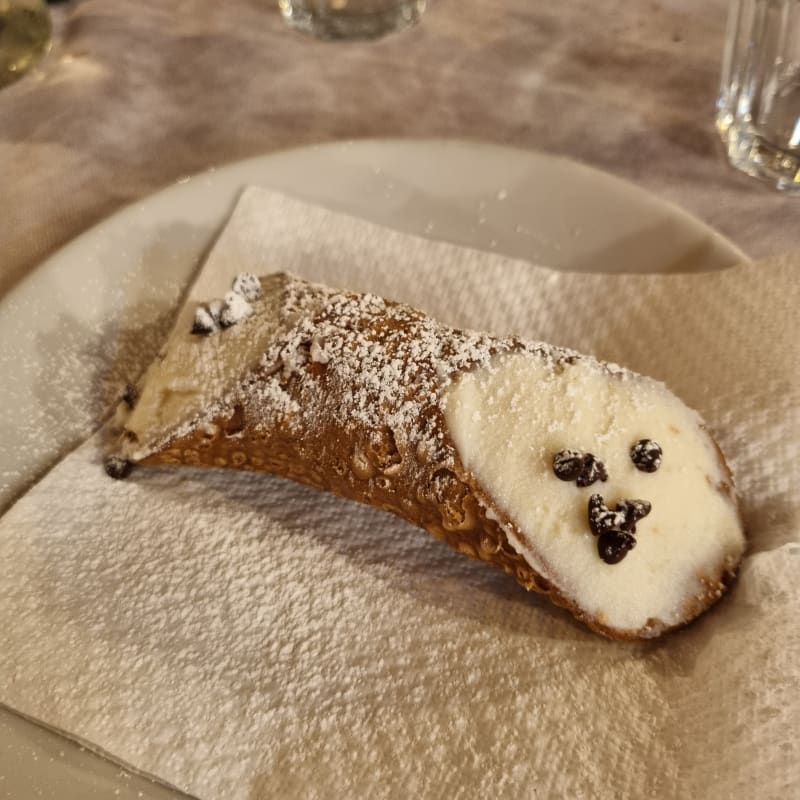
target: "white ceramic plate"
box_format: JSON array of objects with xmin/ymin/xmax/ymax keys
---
[{"xmin": 0, "ymin": 139, "xmax": 746, "ymax": 799}]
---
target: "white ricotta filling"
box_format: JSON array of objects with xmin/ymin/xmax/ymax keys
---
[{"xmin": 444, "ymin": 352, "xmax": 745, "ymax": 632}]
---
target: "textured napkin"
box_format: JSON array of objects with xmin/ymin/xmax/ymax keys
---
[{"xmin": 0, "ymin": 188, "xmax": 798, "ymax": 800}]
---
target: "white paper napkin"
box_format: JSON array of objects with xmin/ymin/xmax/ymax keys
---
[{"xmin": 1, "ymin": 187, "xmax": 798, "ymax": 800}]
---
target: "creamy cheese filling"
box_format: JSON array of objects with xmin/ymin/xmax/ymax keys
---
[{"xmin": 444, "ymin": 352, "xmax": 745, "ymax": 632}]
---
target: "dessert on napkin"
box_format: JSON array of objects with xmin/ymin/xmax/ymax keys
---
[
  {"xmin": 0, "ymin": 187, "xmax": 797, "ymax": 800},
  {"xmin": 108, "ymin": 270, "xmax": 744, "ymax": 639}
]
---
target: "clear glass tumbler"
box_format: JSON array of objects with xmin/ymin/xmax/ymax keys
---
[
  {"xmin": 0, "ymin": 0, "xmax": 51, "ymax": 88},
  {"xmin": 278, "ymin": 0, "xmax": 426, "ymax": 41},
  {"xmin": 717, "ymin": 0, "xmax": 800, "ymax": 192}
]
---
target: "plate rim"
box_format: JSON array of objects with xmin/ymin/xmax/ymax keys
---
[{"xmin": 1, "ymin": 137, "xmax": 749, "ymax": 307}]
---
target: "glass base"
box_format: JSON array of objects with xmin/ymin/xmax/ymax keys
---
[
  {"xmin": 717, "ymin": 113, "xmax": 800, "ymax": 195},
  {"xmin": 279, "ymin": 0, "xmax": 425, "ymax": 41}
]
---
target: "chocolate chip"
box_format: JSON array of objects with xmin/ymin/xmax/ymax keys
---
[
  {"xmin": 631, "ymin": 439, "xmax": 662, "ymax": 472},
  {"xmin": 598, "ymin": 531, "xmax": 637, "ymax": 564},
  {"xmin": 217, "ymin": 311, "xmax": 236, "ymax": 329},
  {"xmin": 588, "ymin": 493, "xmax": 626, "ymax": 536},
  {"xmin": 616, "ymin": 498, "xmax": 652, "ymax": 533},
  {"xmin": 104, "ymin": 456, "xmax": 132, "ymax": 480},
  {"xmin": 219, "ymin": 291, "xmax": 253, "ymax": 328},
  {"xmin": 553, "ymin": 450, "xmax": 608, "ymax": 487},
  {"xmin": 191, "ymin": 306, "xmax": 218, "ymax": 335},
  {"xmin": 553, "ymin": 450, "xmax": 584, "ymax": 482},
  {"xmin": 588, "ymin": 494, "xmax": 652, "ymax": 563},
  {"xmin": 121, "ymin": 383, "xmax": 138, "ymax": 409},
  {"xmin": 231, "ymin": 272, "xmax": 262, "ymax": 302},
  {"xmin": 577, "ymin": 456, "xmax": 608, "ymax": 487},
  {"xmin": 588, "ymin": 493, "xmax": 604, "ymax": 522}
]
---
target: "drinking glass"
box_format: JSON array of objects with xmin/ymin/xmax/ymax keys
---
[
  {"xmin": 717, "ymin": 0, "xmax": 800, "ymax": 192},
  {"xmin": 0, "ymin": 0, "xmax": 51, "ymax": 88},
  {"xmin": 278, "ymin": 0, "xmax": 426, "ymax": 41}
]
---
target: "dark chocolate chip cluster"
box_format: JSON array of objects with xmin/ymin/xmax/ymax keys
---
[
  {"xmin": 191, "ymin": 272, "xmax": 262, "ymax": 335},
  {"xmin": 552, "ymin": 449, "xmax": 608, "ymax": 487},
  {"xmin": 588, "ymin": 494, "xmax": 651, "ymax": 564},
  {"xmin": 552, "ymin": 438, "xmax": 663, "ymax": 564}
]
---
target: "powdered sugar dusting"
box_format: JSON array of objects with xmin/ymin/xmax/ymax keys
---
[
  {"xmin": 119, "ymin": 274, "xmax": 587, "ymax": 478},
  {"xmin": 220, "ymin": 291, "xmax": 253, "ymax": 328},
  {"xmin": 231, "ymin": 272, "xmax": 262, "ymax": 303}
]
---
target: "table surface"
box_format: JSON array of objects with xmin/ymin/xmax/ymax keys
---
[{"xmin": 1, "ymin": 0, "xmax": 798, "ymax": 301}]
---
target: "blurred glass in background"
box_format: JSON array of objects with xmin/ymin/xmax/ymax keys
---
[
  {"xmin": 279, "ymin": 0, "xmax": 426, "ymax": 40},
  {"xmin": 0, "ymin": 0, "xmax": 51, "ymax": 88},
  {"xmin": 717, "ymin": 0, "xmax": 800, "ymax": 193}
]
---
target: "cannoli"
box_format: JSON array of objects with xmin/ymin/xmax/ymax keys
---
[{"xmin": 108, "ymin": 272, "xmax": 746, "ymax": 640}]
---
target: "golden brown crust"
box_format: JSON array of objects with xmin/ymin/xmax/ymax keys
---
[{"xmin": 143, "ymin": 408, "xmax": 740, "ymax": 641}]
